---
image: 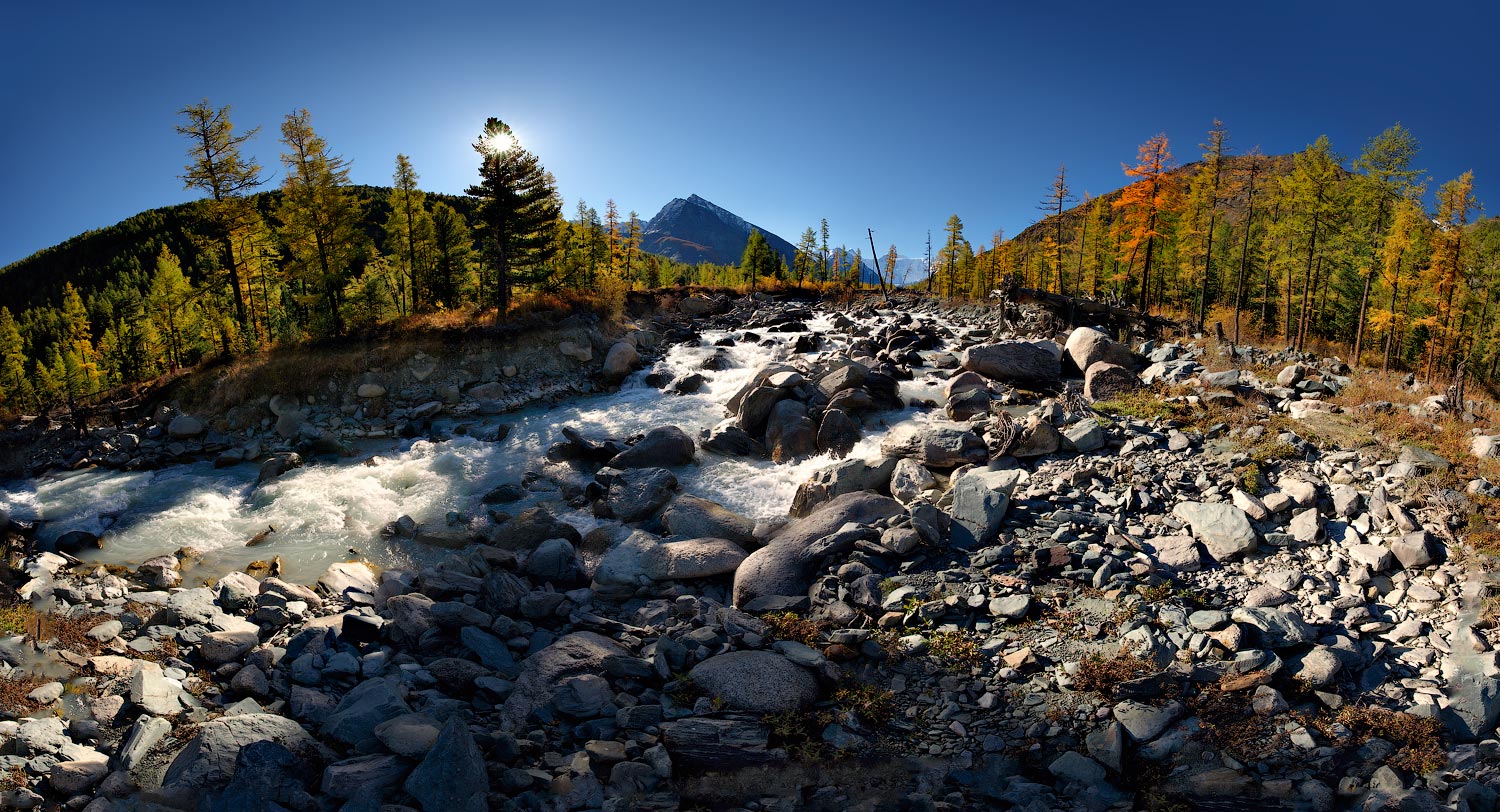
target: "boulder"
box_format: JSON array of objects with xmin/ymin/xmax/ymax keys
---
[
  {"xmin": 609, "ymin": 425, "xmax": 695, "ymax": 469},
  {"xmin": 1062, "ymin": 418, "xmax": 1106, "ymax": 452},
  {"xmin": 688, "ymin": 651, "xmax": 818, "ymax": 712},
  {"xmin": 168, "ymin": 414, "xmax": 205, "ymax": 438},
  {"xmin": 130, "ymin": 661, "xmax": 182, "ymax": 716},
  {"xmin": 1065, "ymin": 327, "xmax": 1133, "ymax": 375},
  {"xmin": 163, "ymin": 713, "xmax": 322, "ymax": 791},
  {"xmin": 597, "ymin": 467, "xmax": 678, "ymax": 522},
  {"xmin": 1010, "ymin": 417, "xmax": 1062, "ymax": 458},
  {"xmin": 788, "ymin": 456, "xmax": 898, "ymax": 518},
  {"xmin": 949, "ymin": 467, "xmax": 1029, "ymax": 547},
  {"xmin": 661, "ymin": 494, "xmax": 757, "ymax": 547},
  {"xmin": 879, "ymin": 422, "xmax": 988, "ymax": 468},
  {"xmin": 1172, "ymin": 501, "xmax": 1258, "ymax": 562},
  {"xmin": 641, "ymin": 538, "xmax": 747, "ymax": 580},
  {"xmin": 816, "ymin": 409, "xmax": 861, "ymax": 458},
  {"xmin": 488, "ymin": 507, "xmax": 581, "ymax": 551},
  {"xmin": 733, "ymin": 491, "xmax": 902, "ymax": 607},
  {"xmin": 403, "ymin": 716, "xmax": 488, "ymax": 812},
  {"xmin": 321, "ymin": 679, "xmax": 413, "ymax": 753},
  {"xmin": 525, "ymin": 537, "xmax": 584, "ymax": 585},
  {"xmin": 1084, "ymin": 362, "xmax": 1140, "ymax": 401},
  {"xmin": 961, "ymin": 340, "xmax": 1062, "ymax": 383},
  {"xmin": 889, "ymin": 458, "xmax": 936, "ymax": 505},
  {"xmin": 765, "ymin": 399, "xmax": 818, "ymax": 463},
  {"xmin": 502, "ymin": 632, "xmax": 629, "ymax": 730}
]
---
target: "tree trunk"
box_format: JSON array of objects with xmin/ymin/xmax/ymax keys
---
[{"xmin": 1233, "ymin": 172, "xmax": 1257, "ymax": 345}]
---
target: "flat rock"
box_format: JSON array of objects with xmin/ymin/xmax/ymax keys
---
[
  {"xmin": 640, "ymin": 537, "xmax": 747, "ymax": 580},
  {"xmin": 163, "ymin": 713, "xmax": 322, "ymax": 791}
]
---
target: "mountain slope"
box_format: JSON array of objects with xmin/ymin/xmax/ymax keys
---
[{"xmin": 642, "ymin": 194, "xmax": 881, "ymax": 284}]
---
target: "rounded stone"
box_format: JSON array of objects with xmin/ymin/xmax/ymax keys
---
[{"xmin": 687, "ymin": 651, "xmax": 818, "ymax": 712}]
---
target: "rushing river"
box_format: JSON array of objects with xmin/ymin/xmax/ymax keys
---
[{"xmin": 0, "ymin": 314, "xmax": 950, "ymax": 583}]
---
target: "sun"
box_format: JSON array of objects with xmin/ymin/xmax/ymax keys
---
[{"xmin": 478, "ymin": 128, "xmax": 517, "ymax": 156}]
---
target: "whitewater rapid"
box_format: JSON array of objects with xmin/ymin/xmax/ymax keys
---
[{"xmin": 0, "ymin": 314, "xmax": 950, "ymax": 583}]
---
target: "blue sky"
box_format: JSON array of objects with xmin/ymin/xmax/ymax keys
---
[{"xmin": 1, "ymin": 0, "xmax": 1495, "ymax": 270}]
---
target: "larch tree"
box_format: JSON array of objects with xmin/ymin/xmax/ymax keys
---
[
  {"xmin": 275, "ymin": 108, "xmax": 364, "ymax": 335},
  {"xmin": 1424, "ymin": 171, "xmax": 1478, "ymax": 381},
  {"xmin": 1193, "ymin": 120, "xmax": 1228, "ymax": 330},
  {"xmin": 1112, "ymin": 134, "xmax": 1175, "ymax": 311},
  {"xmin": 384, "ymin": 154, "xmax": 434, "ymax": 316},
  {"xmin": 1349, "ymin": 124, "xmax": 1422, "ymax": 365},
  {"xmin": 942, "ymin": 215, "xmax": 966, "ymax": 299},
  {"xmin": 1231, "ymin": 149, "xmax": 1266, "ymax": 344},
  {"xmin": 625, "ymin": 212, "xmax": 643, "ymax": 289},
  {"xmin": 795, "ymin": 228, "xmax": 819, "ymax": 286},
  {"xmin": 1039, "ymin": 164, "xmax": 1074, "ymax": 294},
  {"xmin": 1276, "ymin": 136, "xmax": 1343, "ymax": 351},
  {"xmin": 466, "ymin": 118, "xmax": 562, "ymax": 315},
  {"xmin": 0, "ymin": 307, "xmax": 34, "ymax": 409},
  {"xmin": 175, "ymin": 100, "xmax": 264, "ymax": 330},
  {"xmin": 819, "ymin": 219, "xmax": 831, "ymax": 284},
  {"xmin": 145, "ymin": 246, "xmax": 196, "ymax": 370}
]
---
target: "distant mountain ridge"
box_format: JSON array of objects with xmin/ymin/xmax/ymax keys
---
[{"xmin": 642, "ymin": 194, "xmax": 880, "ymax": 284}]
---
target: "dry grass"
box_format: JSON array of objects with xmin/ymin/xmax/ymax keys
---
[
  {"xmin": 1092, "ymin": 388, "xmax": 1176, "ymax": 422},
  {"xmin": 0, "ymin": 601, "xmax": 106, "ymax": 655},
  {"xmin": 761, "ymin": 612, "xmax": 827, "ymax": 647},
  {"xmin": 1073, "ymin": 651, "xmax": 1155, "ymax": 695},
  {"xmin": 833, "ymin": 683, "xmax": 898, "ymax": 729},
  {"xmin": 926, "ymin": 631, "xmax": 983, "ymax": 669},
  {"xmin": 1191, "ymin": 686, "xmax": 1286, "ymax": 761},
  {"xmin": 0, "ymin": 672, "xmax": 43, "ymax": 717},
  {"xmin": 1317, "ymin": 706, "xmax": 1447, "ymax": 774}
]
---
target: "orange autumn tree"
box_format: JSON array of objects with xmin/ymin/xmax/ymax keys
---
[{"xmin": 1112, "ymin": 134, "xmax": 1176, "ymax": 310}]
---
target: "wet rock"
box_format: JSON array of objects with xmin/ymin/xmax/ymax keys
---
[
  {"xmin": 701, "ymin": 422, "xmax": 768, "ymax": 458},
  {"xmin": 765, "ymin": 399, "xmax": 818, "ymax": 463},
  {"xmin": 788, "ymin": 456, "xmax": 897, "ymax": 517},
  {"xmin": 597, "ymin": 467, "xmax": 678, "ymax": 522},
  {"xmin": 688, "ymin": 651, "xmax": 818, "ymax": 712},
  {"xmin": 488, "ymin": 507, "xmax": 581, "ymax": 551},
  {"xmin": 525, "ymin": 537, "xmax": 585, "ymax": 585},
  {"xmin": 609, "ymin": 425, "xmax": 696, "ymax": 468},
  {"xmin": 816, "ymin": 408, "xmax": 861, "ymax": 458},
  {"xmin": 256, "ymin": 452, "xmax": 303, "ymax": 487}
]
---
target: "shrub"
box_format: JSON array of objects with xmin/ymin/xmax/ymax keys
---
[
  {"xmin": 834, "ymin": 683, "xmax": 898, "ymax": 729},
  {"xmin": 927, "ymin": 631, "xmax": 982, "ymax": 669},
  {"xmin": 761, "ymin": 612, "xmax": 825, "ymax": 647},
  {"xmin": 1328, "ymin": 706, "xmax": 1446, "ymax": 774},
  {"xmin": 1073, "ymin": 651, "xmax": 1154, "ymax": 695}
]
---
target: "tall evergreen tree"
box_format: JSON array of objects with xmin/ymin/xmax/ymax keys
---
[
  {"xmin": 275, "ymin": 109, "xmax": 364, "ymax": 335},
  {"xmin": 467, "ymin": 119, "xmax": 561, "ymax": 314},
  {"xmin": 384, "ymin": 154, "xmax": 434, "ymax": 315},
  {"xmin": 428, "ymin": 201, "xmax": 474, "ymax": 307},
  {"xmin": 175, "ymin": 100, "xmax": 263, "ymax": 328}
]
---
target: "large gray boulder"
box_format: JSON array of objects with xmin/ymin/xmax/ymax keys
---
[
  {"xmin": 602, "ymin": 341, "xmax": 640, "ymax": 383},
  {"xmin": 660, "ymin": 495, "xmax": 757, "ymax": 547},
  {"xmin": 501, "ymin": 632, "xmax": 629, "ymax": 730},
  {"xmin": 765, "ymin": 399, "xmax": 818, "ymax": 463},
  {"xmin": 733, "ymin": 491, "xmax": 902, "ymax": 607},
  {"xmin": 609, "ymin": 425, "xmax": 696, "ymax": 469},
  {"xmin": 404, "ymin": 716, "xmax": 488, "ymax": 812},
  {"xmin": 961, "ymin": 340, "xmax": 1062, "ymax": 383},
  {"xmin": 688, "ymin": 651, "xmax": 818, "ymax": 712},
  {"xmin": 597, "ymin": 467, "xmax": 678, "ymax": 522},
  {"xmin": 641, "ymin": 538, "xmax": 747, "ymax": 580},
  {"xmin": 949, "ymin": 467, "xmax": 1029, "ymax": 547},
  {"xmin": 879, "ymin": 422, "xmax": 988, "ymax": 468},
  {"xmin": 321, "ymin": 679, "xmax": 412, "ymax": 753},
  {"xmin": 163, "ymin": 714, "xmax": 323, "ymax": 791},
  {"xmin": 788, "ymin": 456, "xmax": 898, "ymax": 518},
  {"xmin": 1065, "ymin": 327, "xmax": 1133, "ymax": 375},
  {"xmin": 1172, "ymin": 501, "xmax": 1259, "ymax": 562},
  {"xmin": 1084, "ymin": 362, "xmax": 1140, "ymax": 401}
]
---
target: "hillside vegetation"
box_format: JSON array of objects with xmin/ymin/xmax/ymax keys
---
[{"xmin": 926, "ymin": 124, "xmax": 1500, "ymax": 396}]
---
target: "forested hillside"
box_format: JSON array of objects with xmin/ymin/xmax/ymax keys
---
[{"xmin": 925, "ymin": 123, "xmax": 1500, "ymax": 386}]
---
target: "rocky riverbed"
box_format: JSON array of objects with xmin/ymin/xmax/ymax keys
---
[{"xmin": 2, "ymin": 291, "xmax": 1498, "ymax": 812}]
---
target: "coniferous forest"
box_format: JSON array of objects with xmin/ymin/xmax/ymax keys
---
[{"xmin": 1, "ymin": 107, "xmax": 1497, "ymax": 416}]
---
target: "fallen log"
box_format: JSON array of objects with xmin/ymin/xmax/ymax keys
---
[{"xmin": 1003, "ymin": 284, "xmax": 1181, "ymax": 334}]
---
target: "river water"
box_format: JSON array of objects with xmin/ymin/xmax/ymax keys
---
[{"xmin": 0, "ymin": 313, "xmax": 949, "ymax": 583}]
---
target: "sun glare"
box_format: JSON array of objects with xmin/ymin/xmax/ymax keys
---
[{"xmin": 479, "ymin": 128, "xmax": 517, "ymax": 156}]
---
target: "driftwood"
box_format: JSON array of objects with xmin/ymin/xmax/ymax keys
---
[{"xmin": 1004, "ymin": 283, "xmax": 1181, "ymax": 334}]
